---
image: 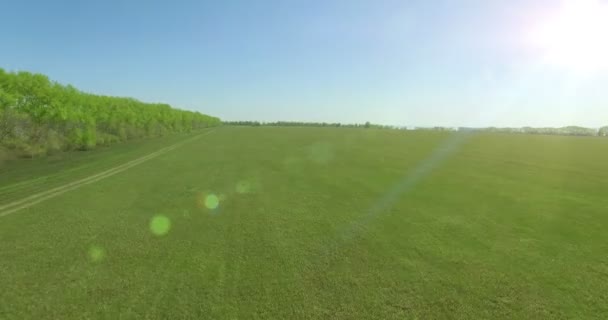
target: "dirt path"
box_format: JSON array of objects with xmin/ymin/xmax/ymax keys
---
[{"xmin": 0, "ymin": 130, "xmax": 215, "ymax": 217}]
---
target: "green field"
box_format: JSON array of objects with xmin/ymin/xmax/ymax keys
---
[{"xmin": 1, "ymin": 126, "xmax": 607, "ymax": 319}]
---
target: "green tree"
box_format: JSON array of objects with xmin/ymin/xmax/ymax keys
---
[{"xmin": 0, "ymin": 68, "xmax": 221, "ymax": 158}]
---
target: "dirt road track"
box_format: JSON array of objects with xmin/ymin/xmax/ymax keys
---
[{"xmin": 0, "ymin": 130, "xmax": 215, "ymax": 217}]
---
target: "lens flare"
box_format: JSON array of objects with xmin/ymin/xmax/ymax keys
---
[
  {"xmin": 88, "ymin": 245, "xmax": 105, "ymax": 262},
  {"xmin": 308, "ymin": 142, "xmax": 334, "ymax": 164},
  {"xmin": 236, "ymin": 180, "xmax": 252, "ymax": 194},
  {"xmin": 205, "ymin": 194, "xmax": 220, "ymax": 210},
  {"xmin": 150, "ymin": 215, "xmax": 171, "ymax": 236}
]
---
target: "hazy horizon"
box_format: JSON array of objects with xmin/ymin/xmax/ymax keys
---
[{"xmin": 2, "ymin": 0, "xmax": 607, "ymax": 128}]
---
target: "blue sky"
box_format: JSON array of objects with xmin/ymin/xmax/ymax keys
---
[{"xmin": 1, "ymin": 0, "xmax": 607, "ymax": 127}]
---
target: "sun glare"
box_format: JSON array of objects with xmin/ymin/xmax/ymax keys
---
[{"xmin": 529, "ymin": 0, "xmax": 608, "ymax": 72}]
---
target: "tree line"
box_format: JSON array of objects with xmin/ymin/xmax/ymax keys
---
[
  {"xmin": 0, "ymin": 68, "xmax": 220, "ymax": 159},
  {"xmin": 457, "ymin": 126, "xmax": 606, "ymax": 136},
  {"xmin": 223, "ymin": 120, "xmax": 395, "ymax": 129},
  {"xmin": 420, "ymin": 126, "xmax": 608, "ymax": 136},
  {"xmin": 225, "ymin": 121, "xmax": 608, "ymax": 137}
]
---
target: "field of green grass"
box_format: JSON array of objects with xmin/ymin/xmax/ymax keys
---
[{"xmin": 1, "ymin": 126, "xmax": 607, "ymax": 319}]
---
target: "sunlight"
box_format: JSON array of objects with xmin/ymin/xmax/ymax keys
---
[{"xmin": 528, "ymin": 0, "xmax": 608, "ymax": 72}]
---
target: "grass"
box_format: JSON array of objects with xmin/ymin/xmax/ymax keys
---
[
  {"xmin": 0, "ymin": 133, "xmax": 201, "ymax": 205},
  {"xmin": 1, "ymin": 126, "xmax": 607, "ymax": 319}
]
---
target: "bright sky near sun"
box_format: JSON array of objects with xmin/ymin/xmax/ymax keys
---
[{"xmin": 1, "ymin": 0, "xmax": 607, "ymax": 127}]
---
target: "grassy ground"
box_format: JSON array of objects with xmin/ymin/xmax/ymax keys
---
[
  {"xmin": 1, "ymin": 126, "xmax": 607, "ymax": 319},
  {"xmin": 0, "ymin": 133, "xmax": 201, "ymax": 205}
]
